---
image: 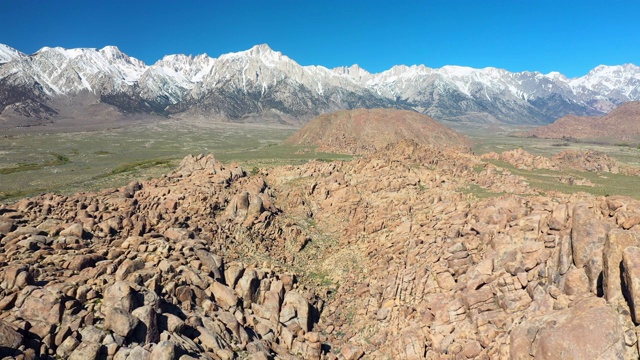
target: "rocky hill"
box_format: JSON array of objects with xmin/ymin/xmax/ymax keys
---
[
  {"xmin": 2, "ymin": 142, "xmax": 640, "ymax": 358},
  {"xmin": 482, "ymin": 148, "xmax": 629, "ymax": 174},
  {"xmin": 285, "ymin": 108, "xmax": 470, "ymax": 154},
  {"xmin": 523, "ymin": 101, "xmax": 640, "ymax": 143},
  {"xmin": 2, "ymin": 43, "xmax": 640, "ymax": 128}
]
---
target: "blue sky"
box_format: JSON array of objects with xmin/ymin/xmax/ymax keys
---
[{"xmin": 2, "ymin": 0, "xmax": 639, "ymax": 77}]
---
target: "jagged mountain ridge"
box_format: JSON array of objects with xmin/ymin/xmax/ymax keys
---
[{"xmin": 1, "ymin": 43, "xmax": 639, "ymax": 127}]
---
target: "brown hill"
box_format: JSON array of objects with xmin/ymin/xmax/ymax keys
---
[
  {"xmin": 524, "ymin": 101, "xmax": 640, "ymax": 143},
  {"xmin": 285, "ymin": 108, "xmax": 470, "ymax": 154}
]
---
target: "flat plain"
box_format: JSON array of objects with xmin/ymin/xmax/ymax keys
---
[{"xmin": 0, "ymin": 119, "xmax": 351, "ymax": 201}]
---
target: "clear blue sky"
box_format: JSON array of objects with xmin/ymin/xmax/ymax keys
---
[{"xmin": 2, "ymin": 0, "xmax": 639, "ymax": 77}]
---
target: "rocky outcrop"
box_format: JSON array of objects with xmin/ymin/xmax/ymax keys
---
[
  {"xmin": 510, "ymin": 297, "xmax": 627, "ymax": 359},
  {"xmin": 482, "ymin": 148, "xmax": 630, "ymax": 174},
  {"xmin": 482, "ymin": 147, "xmax": 640, "ymax": 179},
  {"xmin": 0, "ymin": 155, "xmax": 322, "ymax": 359},
  {"xmin": 2, "ymin": 145, "xmax": 640, "ymax": 359},
  {"xmin": 266, "ymin": 142, "xmax": 640, "ymax": 358}
]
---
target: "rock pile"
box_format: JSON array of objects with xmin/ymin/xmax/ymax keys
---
[
  {"xmin": 552, "ymin": 149, "xmax": 621, "ymax": 173},
  {"xmin": 482, "ymin": 148, "xmax": 634, "ymax": 175},
  {"xmin": 2, "ymin": 144, "xmax": 640, "ymax": 359},
  {"xmin": 0, "ymin": 154, "xmax": 323, "ymax": 359},
  {"xmin": 266, "ymin": 142, "xmax": 640, "ymax": 359},
  {"xmin": 482, "ymin": 148, "xmax": 557, "ymax": 171}
]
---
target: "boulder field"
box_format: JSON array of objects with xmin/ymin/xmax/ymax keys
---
[{"xmin": 1, "ymin": 142, "xmax": 640, "ymax": 359}]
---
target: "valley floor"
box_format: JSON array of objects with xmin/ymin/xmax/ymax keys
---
[{"xmin": 3, "ymin": 120, "xmax": 640, "ymax": 202}]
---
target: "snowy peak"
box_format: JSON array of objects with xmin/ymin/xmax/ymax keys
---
[
  {"xmin": 34, "ymin": 46, "xmax": 90, "ymax": 59},
  {"xmin": 154, "ymin": 53, "xmax": 215, "ymax": 81},
  {"xmin": 248, "ymin": 43, "xmax": 276, "ymax": 55},
  {"xmin": 9, "ymin": 45, "xmax": 149, "ymax": 95},
  {"xmin": 99, "ymin": 45, "xmax": 146, "ymax": 68},
  {"xmin": 221, "ymin": 43, "xmax": 295, "ymax": 67},
  {"xmin": 545, "ymin": 71, "xmax": 567, "ymax": 81},
  {"xmin": 332, "ymin": 64, "xmax": 371, "ymax": 79},
  {"xmin": 569, "ymin": 63, "xmax": 640, "ymax": 98},
  {"xmin": 439, "ymin": 65, "xmax": 479, "ymax": 77},
  {"xmin": 246, "ymin": 44, "xmax": 286, "ymax": 61},
  {"xmin": 580, "ymin": 64, "xmax": 640, "ymax": 82},
  {"xmin": 0, "ymin": 44, "xmax": 25, "ymax": 63},
  {"xmin": 381, "ymin": 64, "xmax": 432, "ymax": 77},
  {"xmin": 1, "ymin": 42, "xmax": 640, "ymax": 126},
  {"xmin": 99, "ymin": 45, "xmax": 126, "ymax": 59}
]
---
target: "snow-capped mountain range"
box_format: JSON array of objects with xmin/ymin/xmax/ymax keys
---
[{"xmin": 1, "ymin": 43, "xmax": 639, "ymax": 127}]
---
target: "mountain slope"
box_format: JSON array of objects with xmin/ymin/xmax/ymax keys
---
[{"xmin": 1, "ymin": 43, "xmax": 640, "ymax": 127}]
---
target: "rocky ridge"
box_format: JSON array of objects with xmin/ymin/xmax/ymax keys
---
[
  {"xmin": 2, "ymin": 144, "xmax": 640, "ymax": 359},
  {"xmin": 2, "ymin": 43, "xmax": 640, "ymax": 127},
  {"xmin": 481, "ymin": 147, "xmax": 635, "ymax": 174}
]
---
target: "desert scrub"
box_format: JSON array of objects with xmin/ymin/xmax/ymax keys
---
[
  {"xmin": 0, "ymin": 152, "xmax": 70, "ymax": 175},
  {"xmin": 306, "ymin": 270, "xmax": 334, "ymax": 287},
  {"xmin": 485, "ymin": 158, "xmax": 640, "ymax": 199},
  {"xmin": 460, "ymin": 183, "xmax": 506, "ymax": 200},
  {"xmin": 105, "ymin": 158, "xmax": 173, "ymax": 176}
]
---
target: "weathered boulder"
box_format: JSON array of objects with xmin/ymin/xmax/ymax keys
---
[
  {"xmin": 56, "ymin": 336, "xmax": 80, "ymax": 358},
  {"xmin": 159, "ymin": 313, "xmax": 185, "ymax": 333},
  {"xmin": 510, "ymin": 297, "xmax": 625, "ymax": 359},
  {"xmin": 571, "ymin": 204, "xmax": 608, "ymax": 293},
  {"xmin": 211, "ymin": 281, "xmax": 239, "ymax": 310},
  {"xmin": 149, "ymin": 340, "xmax": 176, "ymax": 360},
  {"xmin": 68, "ymin": 254, "xmax": 104, "ymax": 271},
  {"xmin": 115, "ymin": 258, "xmax": 145, "ymax": 281},
  {"xmin": 126, "ymin": 346, "xmax": 151, "ymax": 360},
  {"xmin": 563, "ymin": 267, "xmax": 590, "ymax": 296},
  {"xmin": 132, "ymin": 305, "xmax": 160, "ymax": 344},
  {"xmin": 79, "ymin": 325, "xmax": 107, "ymax": 344},
  {"xmin": 236, "ymin": 269, "xmax": 260, "ymax": 305},
  {"xmin": 176, "ymin": 154, "xmax": 226, "ymax": 175},
  {"xmin": 18, "ymin": 288, "xmax": 63, "ymax": 328},
  {"xmin": 105, "ymin": 307, "xmax": 140, "ymax": 338},
  {"xmin": 1, "ymin": 264, "xmax": 33, "ymax": 290},
  {"xmin": 392, "ymin": 326, "xmax": 425, "ymax": 360},
  {"xmin": 0, "ymin": 320, "xmax": 22, "ymax": 357},
  {"xmin": 224, "ymin": 262, "xmax": 245, "ymax": 289},
  {"xmin": 197, "ymin": 326, "xmax": 229, "ymax": 352},
  {"xmin": 102, "ymin": 281, "xmax": 139, "ymax": 313},
  {"xmin": 68, "ymin": 341, "xmax": 103, "ymax": 360},
  {"xmin": 341, "ymin": 344, "xmax": 365, "ymax": 360},
  {"xmin": 0, "ymin": 220, "xmax": 16, "ymax": 235},
  {"xmin": 280, "ymin": 291, "xmax": 311, "ymax": 332},
  {"xmin": 195, "ymin": 249, "xmax": 224, "ymax": 281},
  {"xmin": 623, "ymin": 246, "xmax": 640, "ymax": 324},
  {"xmin": 603, "ymin": 230, "xmax": 640, "ymax": 302},
  {"xmin": 60, "ymin": 222, "xmax": 87, "ymax": 238}
]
